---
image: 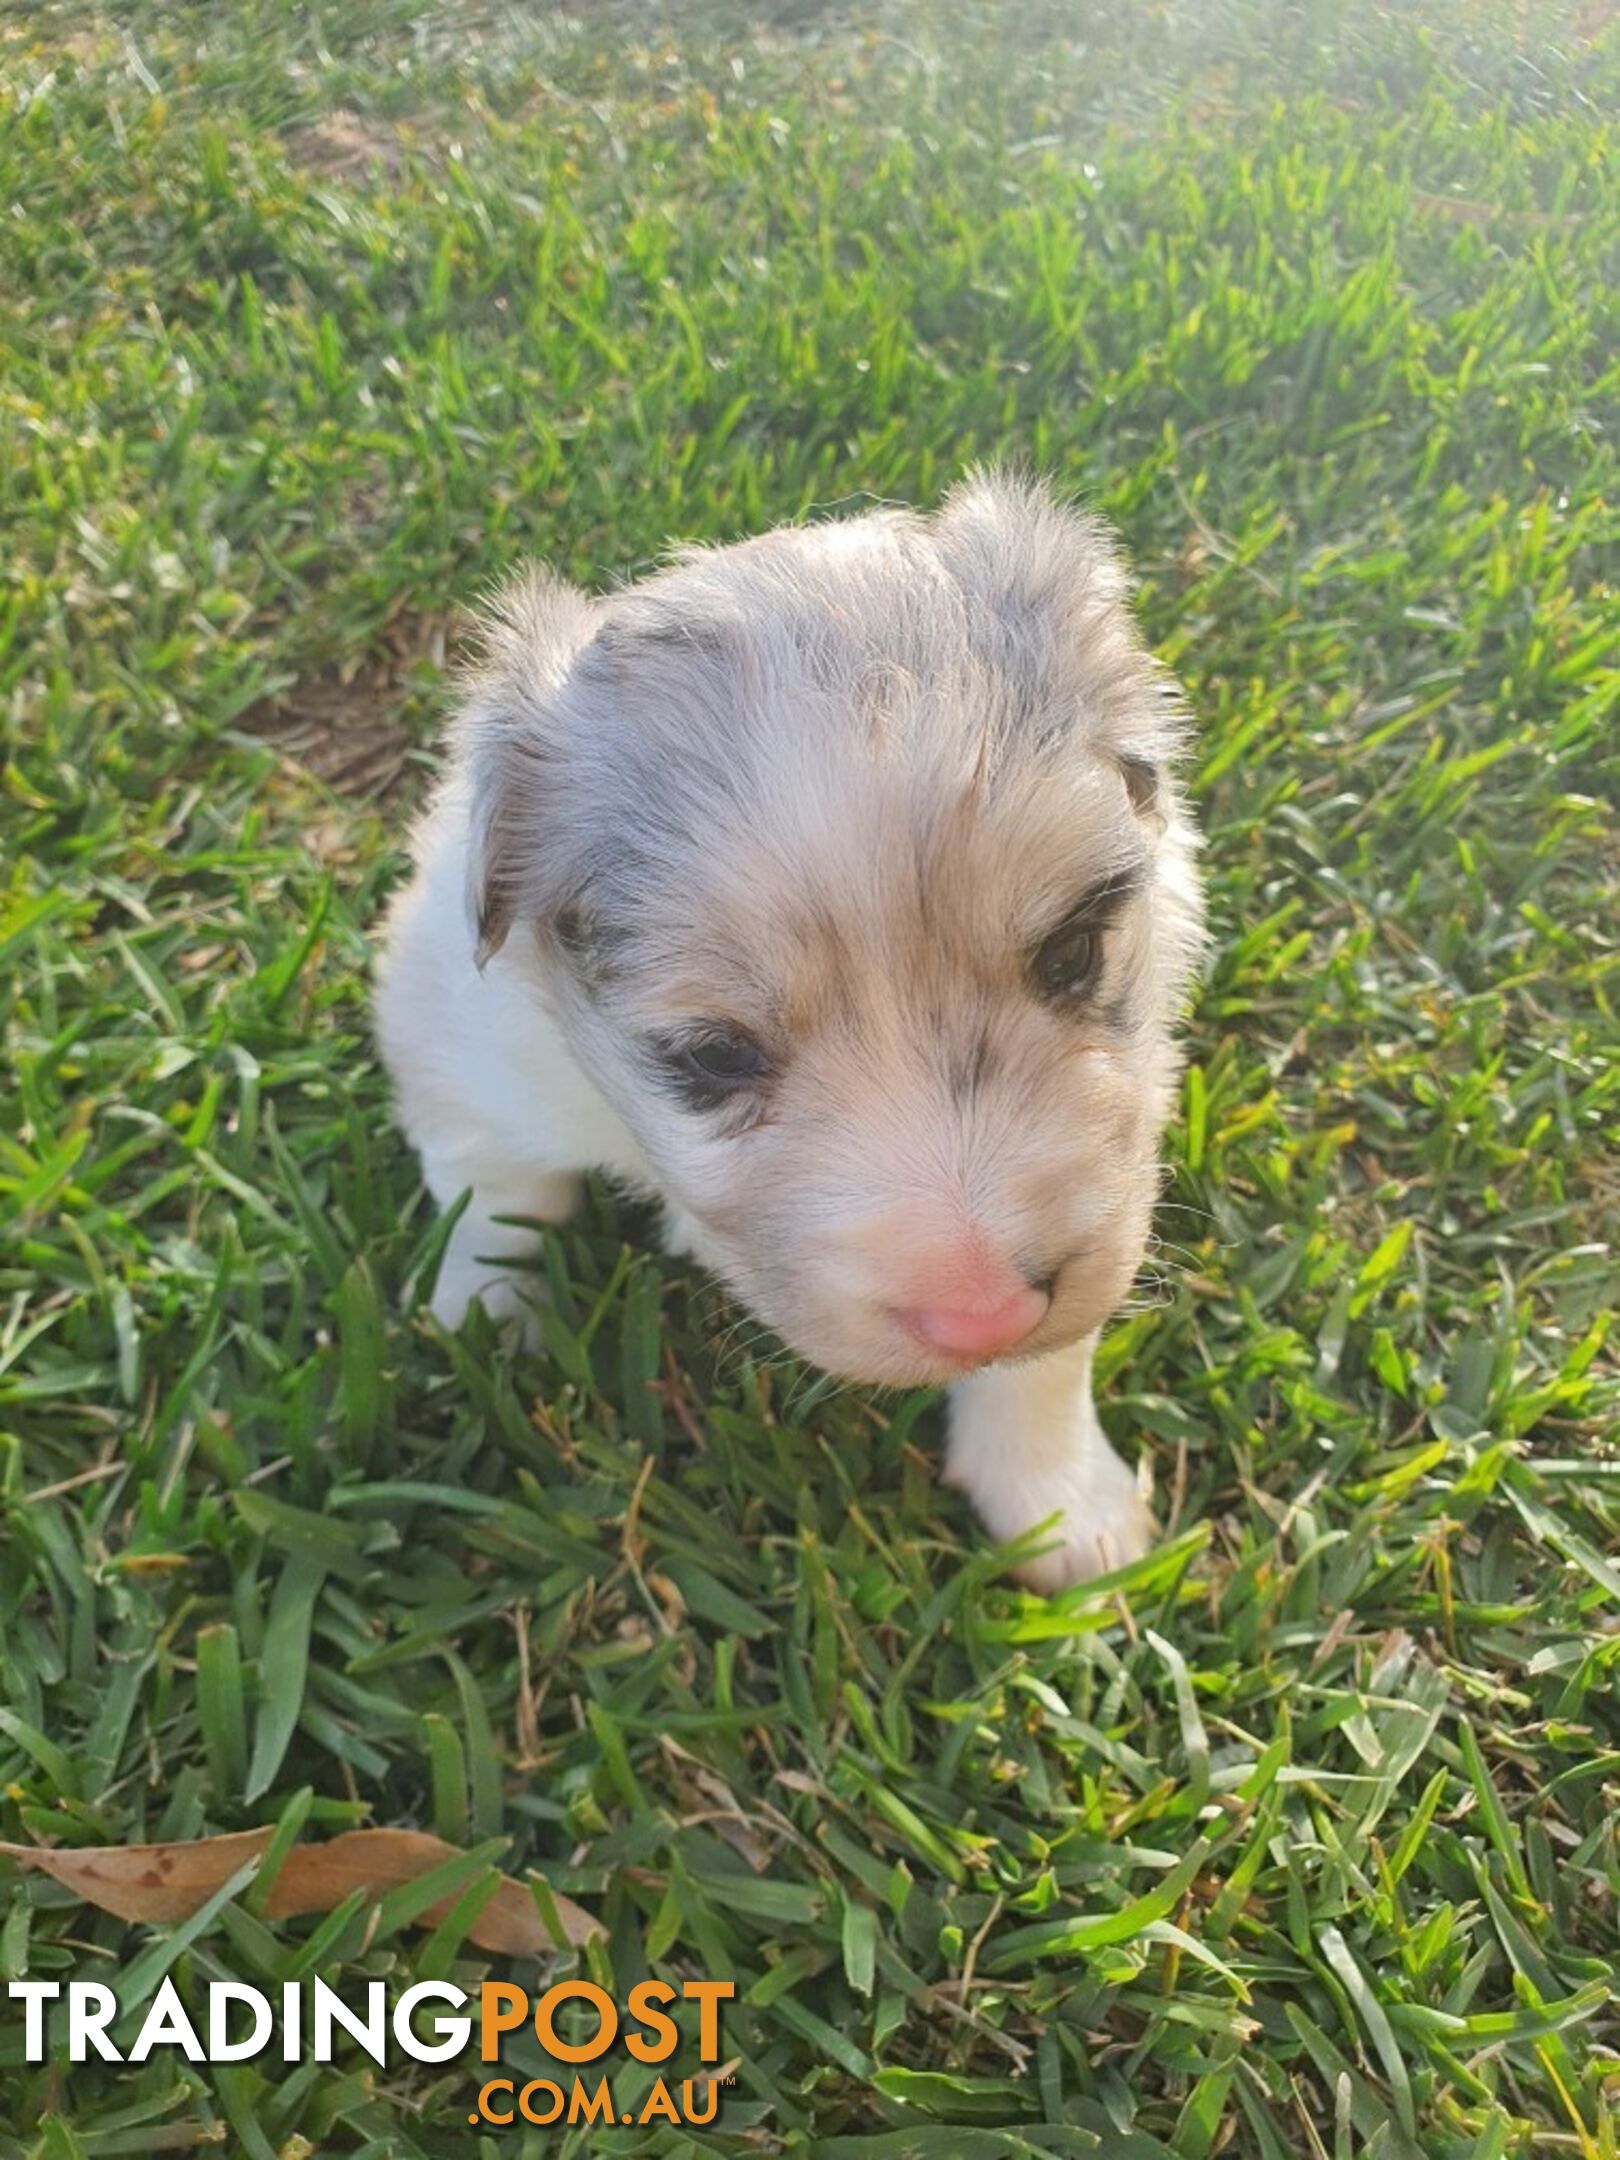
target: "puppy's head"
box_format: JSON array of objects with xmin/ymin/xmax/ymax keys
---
[{"xmin": 465, "ymin": 474, "xmax": 1204, "ymax": 1384}]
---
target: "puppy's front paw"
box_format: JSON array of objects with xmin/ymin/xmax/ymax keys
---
[
  {"xmin": 1001, "ymin": 1460, "xmax": 1154, "ymax": 1592},
  {"xmin": 946, "ymin": 1393, "xmax": 1153, "ymax": 1592},
  {"xmin": 429, "ymin": 1256, "xmax": 546, "ymax": 1351}
]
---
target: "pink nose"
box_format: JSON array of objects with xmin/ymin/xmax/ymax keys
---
[{"xmin": 897, "ymin": 1283, "xmax": 1049, "ymax": 1361}]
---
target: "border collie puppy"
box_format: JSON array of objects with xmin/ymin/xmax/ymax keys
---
[{"xmin": 375, "ymin": 475, "xmax": 1203, "ymax": 1589}]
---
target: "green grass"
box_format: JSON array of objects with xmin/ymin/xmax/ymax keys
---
[{"xmin": 2, "ymin": 1, "xmax": 1617, "ymax": 2152}]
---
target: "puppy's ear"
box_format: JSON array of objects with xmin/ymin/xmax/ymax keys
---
[
  {"xmin": 934, "ymin": 466, "xmax": 1129, "ymax": 624},
  {"xmin": 934, "ymin": 468, "xmax": 1185, "ymax": 761},
  {"xmin": 457, "ymin": 567, "xmax": 597, "ymax": 968}
]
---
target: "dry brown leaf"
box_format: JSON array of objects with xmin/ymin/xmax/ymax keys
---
[
  {"xmin": 265, "ymin": 1829, "xmax": 600, "ymax": 1952},
  {"xmin": 0, "ymin": 1828, "xmax": 599, "ymax": 1953},
  {"xmin": 0, "ymin": 1829, "xmax": 274, "ymax": 1925}
]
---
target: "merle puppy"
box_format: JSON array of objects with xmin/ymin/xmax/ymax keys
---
[{"xmin": 375, "ymin": 475, "xmax": 1204, "ymax": 1589}]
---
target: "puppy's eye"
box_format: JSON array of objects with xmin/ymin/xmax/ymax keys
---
[
  {"xmin": 1029, "ymin": 872, "xmax": 1138, "ymax": 1007},
  {"xmin": 658, "ymin": 1025, "xmax": 772, "ymax": 1108},
  {"xmin": 679, "ymin": 1029, "xmax": 770, "ymax": 1085},
  {"xmin": 1031, "ymin": 918, "xmax": 1102, "ymax": 1003}
]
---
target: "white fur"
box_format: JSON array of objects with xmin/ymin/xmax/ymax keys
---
[
  {"xmin": 374, "ymin": 475, "xmax": 1203, "ymax": 1589},
  {"xmin": 946, "ymin": 1336, "xmax": 1154, "ymax": 1588}
]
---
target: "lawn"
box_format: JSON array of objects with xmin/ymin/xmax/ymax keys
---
[{"xmin": 1, "ymin": 1, "xmax": 1616, "ymax": 2153}]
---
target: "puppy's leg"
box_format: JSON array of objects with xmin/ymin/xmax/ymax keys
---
[
  {"xmin": 423, "ymin": 1153, "xmax": 582, "ymax": 1344},
  {"xmin": 945, "ymin": 1335, "xmax": 1153, "ymax": 1592}
]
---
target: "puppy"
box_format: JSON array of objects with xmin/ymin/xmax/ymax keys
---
[{"xmin": 374, "ymin": 474, "xmax": 1204, "ymax": 1590}]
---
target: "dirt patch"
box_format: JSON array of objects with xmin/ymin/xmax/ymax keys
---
[
  {"xmin": 242, "ymin": 617, "xmax": 453, "ymax": 803},
  {"xmin": 284, "ymin": 109, "xmax": 410, "ymax": 180}
]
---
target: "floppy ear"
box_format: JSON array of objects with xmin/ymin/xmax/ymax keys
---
[
  {"xmin": 934, "ymin": 465, "xmax": 1130, "ymax": 625},
  {"xmin": 933, "ymin": 467, "xmax": 1188, "ymax": 766},
  {"xmin": 458, "ymin": 567, "xmax": 597, "ymax": 967}
]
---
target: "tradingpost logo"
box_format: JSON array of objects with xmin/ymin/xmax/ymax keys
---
[
  {"xmin": 10, "ymin": 1975, "xmax": 737, "ymax": 2130},
  {"xmin": 469, "ymin": 1977, "xmax": 736, "ymax": 2129}
]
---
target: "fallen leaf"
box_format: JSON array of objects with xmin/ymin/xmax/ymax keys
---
[
  {"xmin": 266, "ymin": 1829, "xmax": 600, "ymax": 1952},
  {"xmin": 0, "ymin": 1828, "xmax": 599, "ymax": 1953},
  {"xmin": 0, "ymin": 1829, "xmax": 273, "ymax": 1924}
]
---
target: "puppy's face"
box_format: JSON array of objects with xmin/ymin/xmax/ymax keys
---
[{"xmin": 468, "ymin": 476, "xmax": 1204, "ymax": 1385}]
